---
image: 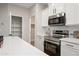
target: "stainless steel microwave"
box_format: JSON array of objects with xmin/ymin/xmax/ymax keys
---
[{"xmin": 48, "ymin": 13, "xmax": 66, "ymax": 26}]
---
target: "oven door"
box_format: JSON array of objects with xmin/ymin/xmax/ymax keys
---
[{"xmin": 44, "ymin": 41, "xmax": 60, "ymax": 56}]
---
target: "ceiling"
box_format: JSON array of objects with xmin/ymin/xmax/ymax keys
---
[
  {"xmin": 9, "ymin": 3, "xmax": 48, "ymax": 8},
  {"xmin": 9, "ymin": 3, "xmax": 35, "ymax": 8}
]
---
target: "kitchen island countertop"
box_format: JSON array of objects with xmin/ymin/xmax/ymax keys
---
[{"xmin": 0, "ymin": 36, "xmax": 48, "ymax": 56}]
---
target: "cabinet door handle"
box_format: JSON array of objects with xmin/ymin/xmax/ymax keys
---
[{"xmin": 66, "ymin": 44, "xmax": 74, "ymax": 47}]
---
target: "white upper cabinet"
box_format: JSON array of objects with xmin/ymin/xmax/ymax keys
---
[
  {"xmin": 48, "ymin": 3, "xmax": 79, "ymax": 25},
  {"xmin": 42, "ymin": 8, "xmax": 49, "ymax": 26},
  {"xmin": 55, "ymin": 3, "xmax": 65, "ymax": 13},
  {"xmin": 48, "ymin": 3, "xmax": 65, "ymax": 16},
  {"xmin": 48, "ymin": 3, "xmax": 55, "ymax": 16},
  {"xmin": 65, "ymin": 4, "xmax": 79, "ymax": 25},
  {"xmin": 42, "ymin": 3, "xmax": 79, "ymax": 26}
]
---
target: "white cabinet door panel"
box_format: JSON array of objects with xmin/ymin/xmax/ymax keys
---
[
  {"xmin": 55, "ymin": 3, "xmax": 65, "ymax": 13},
  {"xmin": 48, "ymin": 3, "xmax": 65, "ymax": 16},
  {"xmin": 48, "ymin": 3, "xmax": 55, "ymax": 16},
  {"xmin": 42, "ymin": 8, "xmax": 49, "ymax": 26},
  {"xmin": 61, "ymin": 41, "xmax": 79, "ymax": 56},
  {"xmin": 65, "ymin": 4, "xmax": 79, "ymax": 25}
]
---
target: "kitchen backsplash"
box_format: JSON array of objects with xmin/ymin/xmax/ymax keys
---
[
  {"xmin": 43, "ymin": 25, "xmax": 79, "ymax": 38},
  {"xmin": 42, "ymin": 26, "xmax": 51, "ymax": 36},
  {"xmin": 68, "ymin": 25, "xmax": 79, "ymax": 38}
]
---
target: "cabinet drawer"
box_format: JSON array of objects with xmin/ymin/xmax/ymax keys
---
[{"xmin": 61, "ymin": 41, "xmax": 79, "ymax": 50}]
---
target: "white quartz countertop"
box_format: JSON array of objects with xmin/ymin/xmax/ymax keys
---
[
  {"xmin": 0, "ymin": 36, "xmax": 48, "ymax": 56},
  {"xmin": 60, "ymin": 38, "xmax": 79, "ymax": 45}
]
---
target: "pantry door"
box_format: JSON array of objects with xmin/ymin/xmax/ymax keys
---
[{"xmin": 11, "ymin": 16, "xmax": 22, "ymax": 38}]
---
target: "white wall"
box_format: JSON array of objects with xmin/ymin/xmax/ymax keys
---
[
  {"xmin": 0, "ymin": 4, "xmax": 10, "ymax": 36},
  {"xmin": 8, "ymin": 4, "xmax": 30, "ymax": 42}
]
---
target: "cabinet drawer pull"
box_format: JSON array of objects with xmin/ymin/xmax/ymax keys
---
[{"xmin": 66, "ymin": 44, "xmax": 74, "ymax": 47}]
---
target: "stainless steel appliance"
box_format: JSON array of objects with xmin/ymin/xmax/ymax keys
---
[
  {"xmin": 44, "ymin": 30, "xmax": 69, "ymax": 56},
  {"xmin": 53, "ymin": 30, "xmax": 69, "ymax": 39},
  {"xmin": 48, "ymin": 12, "xmax": 66, "ymax": 26},
  {"xmin": 44, "ymin": 38, "xmax": 60, "ymax": 56},
  {"xmin": 0, "ymin": 36, "xmax": 3, "ymax": 48}
]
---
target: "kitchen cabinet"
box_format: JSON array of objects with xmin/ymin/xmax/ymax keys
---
[
  {"xmin": 61, "ymin": 41, "xmax": 79, "ymax": 56},
  {"xmin": 48, "ymin": 3, "xmax": 65, "ymax": 16},
  {"xmin": 42, "ymin": 8, "xmax": 49, "ymax": 26},
  {"xmin": 48, "ymin": 3, "xmax": 79, "ymax": 25},
  {"xmin": 65, "ymin": 4, "xmax": 79, "ymax": 25},
  {"xmin": 48, "ymin": 3, "xmax": 55, "ymax": 16},
  {"xmin": 55, "ymin": 3, "xmax": 65, "ymax": 14},
  {"xmin": 35, "ymin": 35, "xmax": 44, "ymax": 51}
]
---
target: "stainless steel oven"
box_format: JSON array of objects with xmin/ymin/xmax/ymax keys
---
[
  {"xmin": 48, "ymin": 12, "xmax": 66, "ymax": 26},
  {"xmin": 0, "ymin": 36, "xmax": 3, "ymax": 48},
  {"xmin": 44, "ymin": 30, "xmax": 69, "ymax": 56},
  {"xmin": 44, "ymin": 39, "xmax": 60, "ymax": 56}
]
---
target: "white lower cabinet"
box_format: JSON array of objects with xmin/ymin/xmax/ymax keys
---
[
  {"xmin": 61, "ymin": 41, "xmax": 79, "ymax": 56},
  {"xmin": 35, "ymin": 36, "xmax": 44, "ymax": 51}
]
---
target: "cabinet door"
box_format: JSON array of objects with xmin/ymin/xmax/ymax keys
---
[
  {"xmin": 42, "ymin": 8, "xmax": 49, "ymax": 26},
  {"xmin": 48, "ymin": 3, "xmax": 65, "ymax": 16},
  {"xmin": 35, "ymin": 36, "xmax": 44, "ymax": 51},
  {"xmin": 65, "ymin": 4, "xmax": 79, "ymax": 25},
  {"xmin": 61, "ymin": 41, "xmax": 79, "ymax": 56},
  {"xmin": 48, "ymin": 3, "xmax": 55, "ymax": 16},
  {"xmin": 55, "ymin": 3, "xmax": 65, "ymax": 13}
]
